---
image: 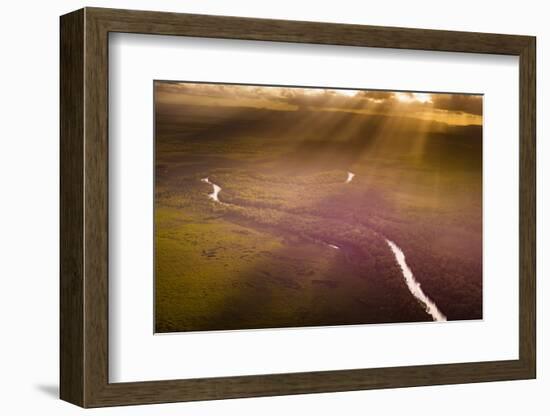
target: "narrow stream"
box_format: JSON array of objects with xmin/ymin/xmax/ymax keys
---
[
  {"xmin": 199, "ymin": 172, "xmax": 445, "ymax": 322},
  {"xmin": 201, "ymin": 177, "xmax": 222, "ymax": 203},
  {"xmin": 385, "ymin": 239, "xmax": 447, "ymax": 321}
]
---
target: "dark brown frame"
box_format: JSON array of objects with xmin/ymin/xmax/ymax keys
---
[{"xmin": 60, "ymin": 7, "xmax": 536, "ymax": 408}]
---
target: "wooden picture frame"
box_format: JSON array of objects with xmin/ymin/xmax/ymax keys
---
[{"xmin": 60, "ymin": 7, "xmax": 536, "ymax": 407}]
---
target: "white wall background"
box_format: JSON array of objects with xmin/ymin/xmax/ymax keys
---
[{"xmin": 0, "ymin": 0, "xmax": 545, "ymax": 414}]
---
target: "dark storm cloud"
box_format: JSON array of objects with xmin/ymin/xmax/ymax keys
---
[
  {"xmin": 155, "ymin": 82, "xmax": 482, "ymax": 125},
  {"xmin": 429, "ymin": 94, "xmax": 483, "ymax": 116}
]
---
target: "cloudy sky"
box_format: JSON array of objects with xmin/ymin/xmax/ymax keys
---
[{"xmin": 155, "ymin": 81, "xmax": 482, "ymax": 127}]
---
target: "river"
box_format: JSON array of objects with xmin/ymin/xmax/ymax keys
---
[
  {"xmin": 201, "ymin": 177, "xmax": 222, "ymax": 203},
  {"xmin": 385, "ymin": 239, "xmax": 447, "ymax": 321},
  {"xmin": 199, "ymin": 173, "xmax": 446, "ymax": 322}
]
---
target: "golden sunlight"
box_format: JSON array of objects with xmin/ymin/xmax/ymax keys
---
[
  {"xmin": 154, "ymin": 80, "xmax": 484, "ymax": 333},
  {"xmin": 395, "ymin": 92, "xmax": 433, "ymax": 104},
  {"xmin": 334, "ymin": 89, "xmax": 358, "ymax": 97}
]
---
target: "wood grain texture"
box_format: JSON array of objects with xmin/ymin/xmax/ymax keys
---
[
  {"xmin": 83, "ymin": 10, "xmax": 110, "ymax": 406},
  {"xmin": 518, "ymin": 38, "xmax": 536, "ymax": 375},
  {"xmin": 59, "ymin": 7, "xmax": 537, "ymax": 408},
  {"xmin": 59, "ymin": 8, "xmax": 84, "ymax": 407},
  {"xmin": 89, "ymin": 7, "xmax": 532, "ymax": 54}
]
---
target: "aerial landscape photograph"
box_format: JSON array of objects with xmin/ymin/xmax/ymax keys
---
[{"xmin": 154, "ymin": 80, "xmax": 483, "ymax": 333}]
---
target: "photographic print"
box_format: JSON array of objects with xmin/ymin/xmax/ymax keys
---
[{"xmin": 154, "ymin": 81, "xmax": 482, "ymax": 333}]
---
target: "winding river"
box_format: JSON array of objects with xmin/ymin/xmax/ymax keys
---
[
  {"xmin": 199, "ymin": 172, "xmax": 446, "ymax": 322},
  {"xmin": 385, "ymin": 239, "xmax": 447, "ymax": 321},
  {"xmin": 201, "ymin": 177, "xmax": 222, "ymax": 203}
]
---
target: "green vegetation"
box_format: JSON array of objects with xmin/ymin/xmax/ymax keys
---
[{"xmin": 154, "ymin": 89, "xmax": 482, "ymax": 332}]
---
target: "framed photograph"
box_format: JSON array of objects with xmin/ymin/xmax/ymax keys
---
[{"xmin": 60, "ymin": 7, "xmax": 536, "ymax": 407}]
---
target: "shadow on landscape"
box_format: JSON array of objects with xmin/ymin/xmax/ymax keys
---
[
  {"xmin": 155, "ymin": 181, "xmax": 435, "ymax": 332},
  {"xmin": 154, "ymin": 84, "xmax": 483, "ymax": 333}
]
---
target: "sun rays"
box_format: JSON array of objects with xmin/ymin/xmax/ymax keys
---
[
  {"xmin": 394, "ymin": 92, "xmax": 433, "ymax": 103},
  {"xmin": 156, "ymin": 82, "xmax": 482, "ymax": 127},
  {"xmin": 156, "ymin": 81, "xmax": 481, "ymax": 210},
  {"xmin": 155, "ymin": 80, "xmax": 483, "ymax": 332}
]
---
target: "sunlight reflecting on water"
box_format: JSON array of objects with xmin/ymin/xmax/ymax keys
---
[
  {"xmin": 386, "ymin": 239, "xmax": 447, "ymax": 322},
  {"xmin": 201, "ymin": 177, "xmax": 222, "ymax": 203}
]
